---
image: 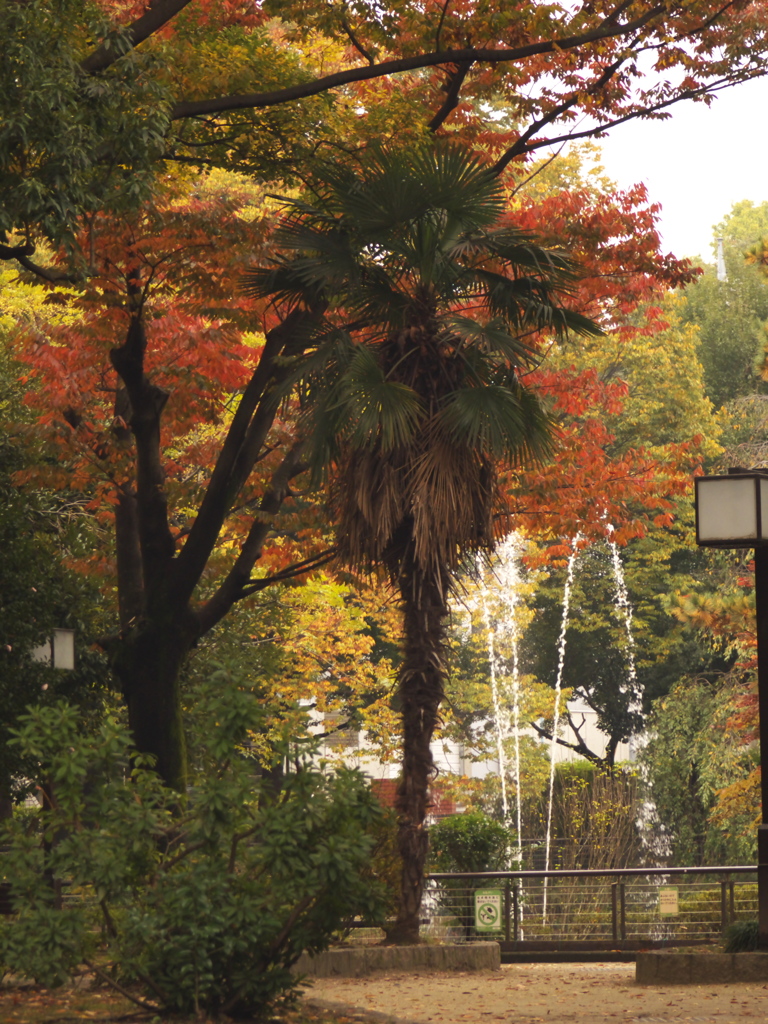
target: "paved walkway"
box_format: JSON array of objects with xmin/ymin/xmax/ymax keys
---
[{"xmin": 304, "ymin": 962, "xmax": 768, "ymax": 1023}]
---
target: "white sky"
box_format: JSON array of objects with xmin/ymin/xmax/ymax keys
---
[{"xmin": 587, "ymin": 75, "xmax": 768, "ymax": 264}]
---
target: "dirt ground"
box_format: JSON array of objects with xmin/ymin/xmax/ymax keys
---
[{"xmin": 304, "ymin": 962, "xmax": 768, "ymax": 1023}]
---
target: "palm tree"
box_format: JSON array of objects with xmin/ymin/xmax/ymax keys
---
[{"xmin": 246, "ymin": 146, "xmax": 602, "ymax": 942}]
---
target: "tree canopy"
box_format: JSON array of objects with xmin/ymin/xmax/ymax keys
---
[{"xmin": 4, "ymin": 0, "xmax": 768, "ymax": 275}]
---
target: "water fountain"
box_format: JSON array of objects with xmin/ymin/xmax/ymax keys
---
[
  {"xmin": 461, "ymin": 528, "xmax": 642, "ymax": 930},
  {"xmin": 607, "ymin": 527, "xmax": 642, "ymax": 755},
  {"xmin": 475, "ymin": 534, "xmax": 525, "ymax": 852},
  {"xmin": 542, "ymin": 531, "xmax": 581, "ymax": 920}
]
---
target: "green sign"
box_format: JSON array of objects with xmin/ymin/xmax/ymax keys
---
[{"xmin": 474, "ymin": 888, "xmax": 503, "ymax": 933}]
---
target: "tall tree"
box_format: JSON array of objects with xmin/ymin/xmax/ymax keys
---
[
  {"xmin": 245, "ymin": 145, "xmax": 602, "ymax": 941},
  {"xmin": 680, "ymin": 201, "xmax": 768, "ymax": 410},
  {"xmin": 5, "ymin": 0, "xmax": 759, "ymax": 809},
  {"xmin": 13, "ymin": 177, "xmax": 335, "ymax": 790}
]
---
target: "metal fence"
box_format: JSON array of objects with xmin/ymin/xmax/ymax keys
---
[
  {"xmin": 348, "ymin": 866, "xmax": 758, "ymax": 947},
  {"xmin": 420, "ymin": 867, "xmax": 757, "ymax": 947}
]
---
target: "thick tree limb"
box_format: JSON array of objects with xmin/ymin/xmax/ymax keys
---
[
  {"xmin": 1, "ymin": 246, "xmax": 75, "ymax": 283},
  {"xmin": 168, "ymin": 6, "xmax": 671, "ymax": 120},
  {"xmin": 113, "ymin": 386, "xmax": 145, "ymax": 629},
  {"xmin": 115, "ymin": 489, "xmax": 145, "ymax": 629},
  {"xmin": 0, "ymin": 242, "xmax": 34, "ymax": 260},
  {"xmin": 110, "ymin": 311, "xmax": 175, "ymax": 591},
  {"xmin": 428, "ymin": 61, "xmax": 473, "ymax": 132},
  {"xmin": 81, "ymin": 0, "xmax": 195, "ymax": 73},
  {"xmin": 196, "ymin": 442, "xmax": 308, "ymax": 635},
  {"xmin": 171, "ymin": 309, "xmax": 312, "ymax": 606}
]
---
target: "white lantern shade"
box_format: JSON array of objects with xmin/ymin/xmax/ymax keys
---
[
  {"xmin": 30, "ymin": 628, "xmax": 75, "ymax": 670},
  {"xmin": 695, "ymin": 473, "xmax": 768, "ymax": 546},
  {"xmin": 52, "ymin": 628, "xmax": 75, "ymax": 670}
]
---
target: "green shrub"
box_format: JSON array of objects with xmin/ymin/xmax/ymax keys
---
[
  {"xmin": 0, "ymin": 688, "xmax": 386, "ymax": 1017},
  {"xmin": 428, "ymin": 811, "xmax": 511, "ymax": 938},
  {"xmin": 724, "ymin": 920, "xmax": 759, "ymax": 952},
  {"xmin": 429, "ymin": 811, "xmax": 510, "ymax": 873}
]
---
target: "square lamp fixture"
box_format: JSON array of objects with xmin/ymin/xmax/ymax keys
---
[
  {"xmin": 695, "ymin": 472, "xmax": 768, "ymax": 548},
  {"xmin": 31, "ymin": 628, "xmax": 76, "ymax": 670}
]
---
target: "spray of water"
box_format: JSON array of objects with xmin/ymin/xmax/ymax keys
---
[
  {"xmin": 607, "ymin": 530, "xmax": 642, "ymax": 755},
  {"xmin": 479, "ymin": 575, "xmax": 510, "ymax": 823},
  {"xmin": 476, "ymin": 536, "xmax": 527, "ymax": 832},
  {"xmin": 498, "ymin": 537, "xmax": 526, "ymax": 866},
  {"xmin": 542, "ymin": 532, "xmax": 581, "ymax": 920}
]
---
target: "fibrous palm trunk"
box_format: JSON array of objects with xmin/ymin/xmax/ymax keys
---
[{"xmin": 387, "ymin": 545, "xmax": 449, "ymax": 944}]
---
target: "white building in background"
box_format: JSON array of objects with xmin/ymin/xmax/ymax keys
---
[{"xmin": 320, "ymin": 695, "xmax": 635, "ymax": 811}]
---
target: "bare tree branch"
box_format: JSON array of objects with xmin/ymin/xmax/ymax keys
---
[
  {"xmin": 491, "ymin": 56, "xmax": 626, "ymax": 174},
  {"xmin": 434, "ymin": 0, "xmax": 453, "ymax": 52},
  {"xmin": 238, "ymin": 548, "xmax": 338, "ymax": 597},
  {"xmin": 495, "ymin": 69, "xmax": 764, "ymax": 170}
]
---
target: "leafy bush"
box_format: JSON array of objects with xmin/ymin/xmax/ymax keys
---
[
  {"xmin": 429, "ymin": 811, "xmax": 510, "ymax": 874},
  {"xmin": 428, "ymin": 811, "xmax": 510, "ymax": 938},
  {"xmin": 0, "ymin": 688, "xmax": 386, "ymax": 1017}
]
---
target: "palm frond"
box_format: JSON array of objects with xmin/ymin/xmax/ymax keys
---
[
  {"xmin": 339, "ymin": 346, "xmax": 423, "ymax": 452},
  {"xmin": 483, "ymin": 228, "xmax": 581, "ymax": 282},
  {"xmin": 246, "ymin": 141, "xmax": 602, "ymax": 577},
  {"xmin": 442, "ymin": 315, "xmax": 539, "ymax": 366},
  {"xmin": 436, "ymin": 384, "xmax": 553, "ymax": 465},
  {"xmin": 333, "ymin": 146, "xmax": 505, "ymax": 237}
]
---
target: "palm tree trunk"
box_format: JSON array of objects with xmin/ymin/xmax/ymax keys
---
[{"xmin": 387, "ymin": 552, "xmax": 449, "ymax": 944}]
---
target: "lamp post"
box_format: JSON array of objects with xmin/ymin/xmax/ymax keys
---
[{"xmin": 694, "ymin": 469, "xmax": 768, "ymax": 948}]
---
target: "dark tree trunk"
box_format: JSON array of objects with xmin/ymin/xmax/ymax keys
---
[
  {"xmin": 110, "ymin": 614, "xmax": 196, "ymax": 792},
  {"xmin": 102, "ymin": 299, "xmax": 315, "ymax": 791},
  {"xmin": 0, "ymin": 775, "xmax": 12, "ymax": 821},
  {"xmin": 387, "ymin": 555, "xmax": 449, "ymax": 944}
]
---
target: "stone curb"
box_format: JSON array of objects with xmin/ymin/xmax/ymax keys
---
[
  {"xmin": 294, "ymin": 941, "xmax": 500, "ymax": 978},
  {"xmin": 636, "ymin": 950, "xmax": 768, "ymax": 984}
]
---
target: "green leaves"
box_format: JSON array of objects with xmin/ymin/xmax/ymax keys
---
[
  {"xmin": 338, "ymin": 346, "xmax": 423, "ymax": 452},
  {"xmin": 0, "ymin": 0, "xmax": 170, "ymax": 249},
  {"xmin": 438, "ymin": 381, "xmax": 553, "ymax": 464},
  {"xmin": 429, "ymin": 810, "xmax": 510, "ymax": 873},
  {"xmin": 0, "ymin": 694, "xmax": 386, "ymax": 1016},
  {"xmin": 246, "ymin": 142, "xmax": 601, "ymax": 574}
]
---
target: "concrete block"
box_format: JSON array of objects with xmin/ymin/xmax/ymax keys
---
[
  {"xmin": 636, "ymin": 951, "xmax": 768, "ymax": 984},
  {"xmin": 295, "ymin": 942, "xmax": 500, "ymax": 977}
]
